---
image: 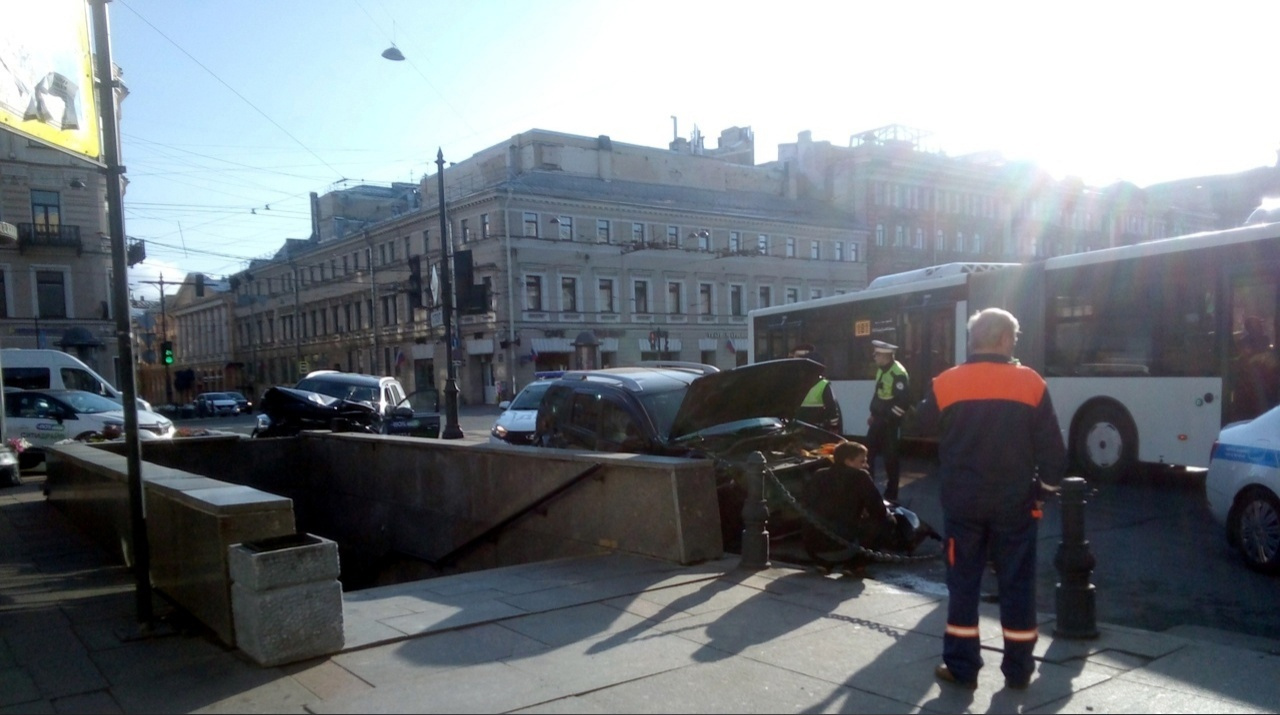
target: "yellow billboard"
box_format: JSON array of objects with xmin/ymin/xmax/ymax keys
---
[{"xmin": 0, "ymin": 0, "xmax": 101, "ymax": 161}]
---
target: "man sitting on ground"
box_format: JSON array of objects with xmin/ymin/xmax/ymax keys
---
[{"xmin": 802, "ymin": 441, "xmax": 896, "ymax": 576}]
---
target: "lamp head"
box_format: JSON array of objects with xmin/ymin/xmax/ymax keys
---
[{"xmin": 381, "ymin": 45, "xmax": 405, "ymax": 61}]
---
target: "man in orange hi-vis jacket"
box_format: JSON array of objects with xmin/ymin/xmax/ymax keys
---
[{"xmin": 916, "ymin": 307, "xmax": 1065, "ymax": 691}]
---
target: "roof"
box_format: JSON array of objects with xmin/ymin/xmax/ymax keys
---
[{"xmin": 496, "ymin": 173, "xmax": 865, "ymax": 231}]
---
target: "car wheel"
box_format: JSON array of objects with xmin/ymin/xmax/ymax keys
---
[
  {"xmin": 1231, "ymin": 487, "xmax": 1280, "ymax": 575},
  {"xmin": 1072, "ymin": 403, "xmax": 1136, "ymax": 483}
]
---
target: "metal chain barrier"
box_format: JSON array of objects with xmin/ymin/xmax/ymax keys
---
[{"xmin": 762, "ymin": 465, "xmax": 940, "ymax": 565}]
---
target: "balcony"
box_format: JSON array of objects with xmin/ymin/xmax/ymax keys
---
[{"xmin": 17, "ymin": 223, "xmax": 83, "ymax": 255}]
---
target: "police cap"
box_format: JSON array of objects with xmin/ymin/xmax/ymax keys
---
[{"xmin": 871, "ymin": 340, "xmax": 898, "ymax": 354}]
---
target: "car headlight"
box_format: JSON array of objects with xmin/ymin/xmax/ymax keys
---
[
  {"xmin": 256, "ymin": 414, "xmax": 272, "ymax": 429},
  {"xmin": 492, "ymin": 424, "xmax": 508, "ymax": 438}
]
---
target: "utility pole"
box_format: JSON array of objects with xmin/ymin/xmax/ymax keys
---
[
  {"xmin": 291, "ymin": 261, "xmax": 302, "ymax": 379},
  {"xmin": 437, "ymin": 149, "xmax": 463, "ymax": 438},
  {"xmin": 136, "ymin": 275, "xmax": 173, "ymax": 405},
  {"xmin": 365, "ymin": 233, "xmax": 381, "ymax": 374}
]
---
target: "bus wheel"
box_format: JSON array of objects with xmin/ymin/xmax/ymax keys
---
[{"xmin": 1072, "ymin": 403, "xmax": 1136, "ymax": 483}]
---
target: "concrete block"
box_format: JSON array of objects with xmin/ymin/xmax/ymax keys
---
[
  {"xmin": 230, "ymin": 534, "xmax": 345, "ymax": 667},
  {"xmin": 229, "ymin": 534, "xmax": 340, "ymax": 591}
]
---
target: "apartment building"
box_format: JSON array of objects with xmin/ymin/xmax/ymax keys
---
[
  {"xmin": 225, "ymin": 127, "xmax": 870, "ymax": 404},
  {"xmin": 0, "ymin": 130, "xmax": 119, "ymax": 382},
  {"xmin": 778, "ymin": 126, "xmax": 1218, "ymax": 282}
]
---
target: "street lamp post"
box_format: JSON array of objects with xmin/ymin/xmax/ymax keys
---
[{"xmin": 436, "ymin": 149, "xmax": 463, "ymax": 438}]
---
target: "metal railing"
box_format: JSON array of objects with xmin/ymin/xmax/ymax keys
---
[{"xmin": 17, "ymin": 223, "xmax": 83, "ymax": 254}]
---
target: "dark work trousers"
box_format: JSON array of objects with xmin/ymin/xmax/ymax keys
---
[
  {"xmin": 866, "ymin": 417, "xmax": 902, "ymax": 500},
  {"xmin": 942, "ymin": 510, "xmax": 1040, "ymax": 684}
]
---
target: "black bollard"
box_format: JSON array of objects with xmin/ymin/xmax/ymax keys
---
[
  {"xmin": 739, "ymin": 451, "xmax": 771, "ymax": 570},
  {"xmin": 1053, "ymin": 476, "xmax": 1099, "ymax": 639}
]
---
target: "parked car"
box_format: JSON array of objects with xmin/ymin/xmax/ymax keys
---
[
  {"xmin": 4, "ymin": 389, "xmax": 176, "ymax": 469},
  {"xmin": 533, "ymin": 359, "xmax": 845, "ymax": 547},
  {"xmin": 194, "ymin": 392, "xmax": 240, "ymax": 417},
  {"xmin": 489, "ymin": 374, "xmax": 563, "ymax": 446},
  {"xmin": 1206, "ymin": 404, "xmax": 1280, "ymax": 573},
  {"xmin": 254, "ymin": 371, "xmax": 440, "ymax": 439},
  {"xmin": 225, "ymin": 391, "xmax": 253, "ymax": 413}
]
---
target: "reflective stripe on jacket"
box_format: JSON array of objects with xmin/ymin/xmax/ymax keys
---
[{"xmin": 870, "ymin": 361, "xmax": 910, "ymax": 421}]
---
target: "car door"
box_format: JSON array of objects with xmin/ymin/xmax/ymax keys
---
[{"xmin": 5, "ymin": 393, "xmax": 72, "ymax": 450}]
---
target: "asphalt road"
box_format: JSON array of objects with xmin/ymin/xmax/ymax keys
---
[{"xmin": 171, "ymin": 411, "xmax": 1279, "ymax": 642}]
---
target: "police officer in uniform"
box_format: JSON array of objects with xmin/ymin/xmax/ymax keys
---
[{"xmin": 867, "ymin": 340, "xmax": 910, "ymax": 501}]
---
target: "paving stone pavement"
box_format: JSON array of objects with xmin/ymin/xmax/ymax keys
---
[{"xmin": 3, "ymin": 474, "xmax": 1278, "ymax": 714}]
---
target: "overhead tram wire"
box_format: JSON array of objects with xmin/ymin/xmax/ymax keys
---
[{"xmin": 117, "ymin": 0, "xmax": 348, "ymax": 182}]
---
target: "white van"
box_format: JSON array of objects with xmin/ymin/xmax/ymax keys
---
[{"xmin": 0, "ymin": 349, "xmax": 152, "ymax": 411}]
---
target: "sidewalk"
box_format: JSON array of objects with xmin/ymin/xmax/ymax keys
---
[{"xmin": 3, "ymin": 474, "xmax": 1278, "ymax": 714}]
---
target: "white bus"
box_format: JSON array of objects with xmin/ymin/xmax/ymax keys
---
[{"xmin": 749, "ymin": 222, "xmax": 1280, "ymax": 480}]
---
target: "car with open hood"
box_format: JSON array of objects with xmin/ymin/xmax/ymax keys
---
[{"xmin": 534, "ymin": 359, "xmax": 844, "ymax": 548}]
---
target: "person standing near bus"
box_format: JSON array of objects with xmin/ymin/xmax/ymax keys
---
[
  {"xmin": 867, "ymin": 340, "xmax": 910, "ymax": 501},
  {"xmin": 793, "ymin": 344, "xmax": 843, "ymax": 434},
  {"xmin": 915, "ymin": 308, "xmax": 1066, "ymax": 690}
]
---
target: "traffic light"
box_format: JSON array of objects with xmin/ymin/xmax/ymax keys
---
[{"xmin": 161, "ymin": 341, "xmax": 174, "ymax": 365}]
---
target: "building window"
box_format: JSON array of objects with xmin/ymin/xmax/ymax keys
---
[
  {"xmin": 667, "ymin": 225, "xmax": 679, "ymax": 246},
  {"xmin": 875, "ymin": 224, "xmax": 885, "ymax": 246},
  {"xmin": 730, "ymin": 284, "xmax": 744, "ymax": 316},
  {"xmin": 894, "ymin": 225, "xmax": 905, "ymax": 246},
  {"xmin": 834, "ymin": 241, "xmax": 844, "ymax": 262},
  {"xmin": 0, "ymin": 270, "xmax": 7, "ymax": 318},
  {"xmin": 786, "ymin": 287, "xmax": 799, "ymax": 304},
  {"xmin": 729, "ymin": 231, "xmax": 741, "ymax": 252},
  {"xmin": 631, "ymin": 222, "xmax": 645, "ymax": 243},
  {"xmin": 461, "ymin": 218, "xmax": 471, "ymax": 243},
  {"xmin": 342, "ymin": 256, "xmax": 349, "ymax": 274},
  {"xmin": 915, "ymin": 228, "xmax": 924, "ymax": 249},
  {"xmin": 936, "ymin": 229, "xmax": 945, "ymax": 252},
  {"xmin": 30, "ymin": 190, "xmax": 60, "ymax": 233},
  {"xmin": 633, "ymin": 280, "xmax": 649, "ymax": 313},
  {"xmin": 523, "ymin": 212, "xmax": 539, "ymax": 238},
  {"xmin": 389, "ymin": 241, "xmax": 396, "ymax": 262},
  {"xmin": 556, "ymin": 216, "xmax": 573, "ymax": 240},
  {"xmin": 758, "ymin": 285, "xmax": 772, "ymax": 309},
  {"xmin": 481, "ymin": 213, "xmax": 490, "ymax": 238},
  {"xmin": 972, "ymin": 233, "xmax": 983, "ymax": 253},
  {"xmin": 561, "ymin": 276, "xmax": 577, "ymax": 313},
  {"xmin": 667, "ymin": 281, "xmax": 682, "ymax": 314},
  {"xmin": 699, "ymin": 283, "xmax": 713, "ymax": 315},
  {"xmin": 525, "ymin": 275, "xmax": 543, "ymax": 311},
  {"xmin": 956, "ymin": 231, "xmax": 965, "ymax": 252},
  {"xmin": 810, "ymin": 288, "xmax": 822, "ymax": 300},
  {"xmin": 850, "ymin": 242, "xmax": 859, "ymax": 262},
  {"xmin": 596, "ymin": 219, "xmax": 610, "ymax": 243},
  {"xmin": 598, "ymin": 278, "xmax": 615, "ymax": 313},
  {"xmin": 757, "ymin": 234, "xmax": 769, "ymax": 255},
  {"xmin": 785, "ymin": 237, "xmax": 796, "ymax": 258},
  {"xmin": 810, "ymin": 241, "xmax": 820, "ymax": 260},
  {"xmin": 696, "ymin": 229, "xmax": 711, "ymax": 251}
]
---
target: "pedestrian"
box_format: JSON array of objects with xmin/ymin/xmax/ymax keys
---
[
  {"xmin": 792, "ymin": 344, "xmax": 843, "ymax": 433},
  {"xmin": 866, "ymin": 340, "xmax": 910, "ymax": 501},
  {"xmin": 801, "ymin": 441, "xmax": 894, "ymax": 576},
  {"xmin": 915, "ymin": 307, "xmax": 1066, "ymax": 691}
]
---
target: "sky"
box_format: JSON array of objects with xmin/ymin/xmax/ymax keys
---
[{"xmin": 102, "ymin": 0, "xmax": 1280, "ymax": 300}]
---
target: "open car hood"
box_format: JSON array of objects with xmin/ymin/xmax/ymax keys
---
[{"xmin": 668, "ymin": 358, "xmax": 824, "ymax": 441}]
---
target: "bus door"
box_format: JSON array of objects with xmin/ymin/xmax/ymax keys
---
[
  {"xmin": 1226, "ymin": 269, "xmax": 1280, "ymax": 423},
  {"xmin": 756, "ymin": 315, "xmax": 804, "ymax": 362},
  {"xmin": 900, "ymin": 303, "xmax": 959, "ymax": 437}
]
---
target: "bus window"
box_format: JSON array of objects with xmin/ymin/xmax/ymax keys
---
[{"xmin": 1228, "ymin": 278, "xmax": 1279, "ymax": 422}]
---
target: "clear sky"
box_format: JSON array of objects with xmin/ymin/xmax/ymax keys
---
[{"xmin": 106, "ymin": 0, "xmax": 1280, "ymax": 299}]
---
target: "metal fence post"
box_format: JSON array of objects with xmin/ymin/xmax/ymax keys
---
[
  {"xmin": 1053, "ymin": 476, "xmax": 1099, "ymax": 639},
  {"xmin": 739, "ymin": 452, "xmax": 771, "ymax": 570}
]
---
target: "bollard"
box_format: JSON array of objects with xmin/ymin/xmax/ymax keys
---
[
  {"xmin": 739, "ymin": 451, "xmax": 771, "ymax": 570},
  {"xmin": 1053, "ymin": 476, "xmax": 1099, "ymax": 639}
]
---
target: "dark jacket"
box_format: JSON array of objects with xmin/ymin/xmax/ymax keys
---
[
  {"xmin": 916, "ymin": 353, "xmax": 1066, "ymax": 519},
  {"xmin": 802, "ymin": 462, "xmax": 894, "ymax": 554}
]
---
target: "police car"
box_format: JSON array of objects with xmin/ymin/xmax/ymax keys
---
[{"xmin": 1206, "ymin": 403, "xmax": 1280, "ymax": 574}]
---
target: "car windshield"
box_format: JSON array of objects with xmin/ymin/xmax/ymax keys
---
[
  {"xmin": 59, "ymin": 391, "xmax": 124, "ymax": 414},
  {"xmin": 636, "ymin": 387, "xmax": 690, "ymax": 439},
  {"xmin": 510, "ymin": 381, "xmax": 553, "ymax": 410},
  {"xmin": 295, "ymin": 378, "xmax": 377, "ymax": 404},
  {"xmin": 205, "ymin": 393, "xmax": 230, "ymax": 400},
  {"xmin": 672, "ymin": 417, "xmax": 784, "ymax": 443},
  {"xmin": 226, "ymin": 392, "xmax": 246, "ymax": 401}
]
